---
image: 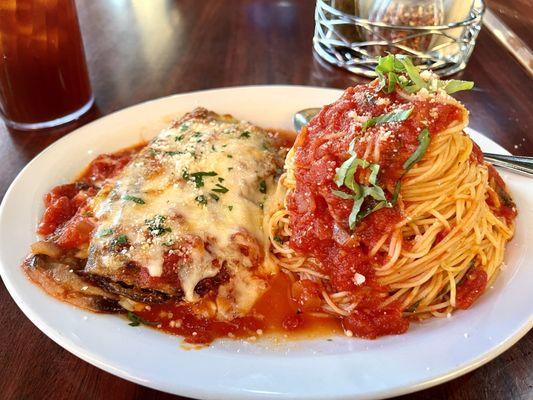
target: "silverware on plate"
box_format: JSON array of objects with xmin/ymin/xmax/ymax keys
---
[{"xmin": 293, "ymin": 107, "xmax": 533, "ymax": 177}]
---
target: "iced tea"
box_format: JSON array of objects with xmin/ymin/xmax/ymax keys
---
[{"xmin": 0, "ymin": 0, "xmax": 93, "ymax": 129}]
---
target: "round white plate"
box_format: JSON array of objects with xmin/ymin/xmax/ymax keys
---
[{"xmin": 0, "ymin": 86, "xmax": 531, "ymax": 400}]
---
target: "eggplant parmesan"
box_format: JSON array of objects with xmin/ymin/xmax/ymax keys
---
[{"xmin": 24, "ymin": 108, "xmax": 289, "ymax": 333}]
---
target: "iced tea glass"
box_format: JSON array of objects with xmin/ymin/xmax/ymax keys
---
[{"xmin": 0, "ymin": 0, "xmax": 93, "ymax": 130}]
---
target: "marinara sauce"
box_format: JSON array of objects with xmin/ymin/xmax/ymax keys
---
[
  {"xmin": 286, "ymin": 84, "xmax": 463, "ymax": 338},
  {"xmin": 38, "ymin": 145, "xmax": 144, "ymax": 249}
]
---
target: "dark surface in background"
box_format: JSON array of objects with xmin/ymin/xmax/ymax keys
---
[{"xmin": 0, "ymin": 1, "xmax": 531, "ymax": 399}]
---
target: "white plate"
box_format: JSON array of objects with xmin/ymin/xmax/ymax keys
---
[{"xmin": 0, "ymin": 86, "xmax": 531, "ymax": 400}]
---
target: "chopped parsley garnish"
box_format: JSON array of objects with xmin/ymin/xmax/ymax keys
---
[
  {"xmin": 165, "ymin": 151, "xmax": 183, "ymax": 156},
  {"xmin": 123, "ymin": 195, "xmax": 145, "ymax": 204},
  {"xmin": 162, "ymin": 240, "xmax": 175, "ymax": 247},
  {"xmin": 218, "ymin": 177, "xmax": 224, "ymax": 182},
  {"xmin": 99, "ymin": 228, "xmax": 113, "ymax": 237},
  {"xmin": 211, "ymin": 145, "xmax": 216, "ymax": 151},
  {"xmin": 145, "ymin": 215, "xmax": 171, "ymax": 236},
  {"xmin": 127, "ymin": 312, "xmax": 159, "ymax": 327},
  {"xmin": 273, "ymin": 236, "xmax": 284, "ymax": 244},
  {"xmin": 179, "ymin": 123, "xmax": 189, "ymax": 132},
  {"xmin": 362, "ymin": 107, "xmax": 413, "ymax": 130},
  {"xmin": 209, "ymin": 193, "xmax": 220, "ymax": 201},
  {"xmin": 212, "ymin": 183, "xmax": 229, "ymax": 193},
  {"xmin": 375, "ymin": 54, "xmax": 474, "ymax": 95},
  {"xmin": 228, "ymin": 205, "xmax": 233, "ymax": 211},
  {"xmin": 259, "ymin": 180, "xmax": 267, "ymax": 194},
  {"xmin": 227, "ymin": 154, "xmax": 233, "ymax": 158},
  {"xmin": 195, "ymin": 195, "xmax": 208, "ymax": 206},
  {"xmin": 175, "ymin": 135, "xmax": 184, "ymax": 141},
  {"xmin": 188, "ymin": 171, "xmax": 218, "ymax": 188},
  {"xmin": 193, "ymin": 131, "xmax": 203, "ymax": 137},
  {"xmin": 110, "ymin": 234, "xmax": 128, "ymax": 250},
  {"xmin": 240, "ymin": 131, "xmax": 251, "ymax": 138}
]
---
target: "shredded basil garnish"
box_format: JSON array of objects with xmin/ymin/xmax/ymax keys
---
[
  {"xmin": 403, "ymin": 128, "xmax": 430, "ymax": 170},
  {"xmin": 374, "ymin": 55, "xmax": 474, "ymax": 95},
  {"xmin": 127, "ymin": 312, "xmax": 159, "ymax": 327},
  {"xmin": 363, "ymin": 107, "xmax": 413, "ymax": 130},
  {"xmin": 391, "ymin": 128, "xmax": 432, "ymax": 204},
  {"xmin": 123, "ymin": 195, "xmax": 145, "ymax": 204},
  {"xmin": 333, "ymin": 142, "xmax": 389, "ymax": 230}
]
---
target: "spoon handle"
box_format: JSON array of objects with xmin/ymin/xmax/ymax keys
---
[{"xmin": 483, "ymin": 153, "xmax": 533, "ymax": 177}]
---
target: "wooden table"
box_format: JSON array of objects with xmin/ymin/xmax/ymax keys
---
[{"xmin": 1, "ymin": 1, "xmax": 531, "ymax": 399}]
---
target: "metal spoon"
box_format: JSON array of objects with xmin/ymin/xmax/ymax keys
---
[{"xmin": 293, "ymin": 107, "xmax": 533, "ymax": 177}]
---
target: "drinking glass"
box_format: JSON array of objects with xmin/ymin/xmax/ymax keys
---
[{"xmin": 0, "ymin": 0, "xmax": 93, "ymax": 130}]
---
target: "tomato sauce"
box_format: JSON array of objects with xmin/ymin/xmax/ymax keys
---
[
  {"xmin": 136, "ymin": 272, "xmax": 342, "ymax": 344},
  {"xmin": 286, "ymin": 84, "xmax": 463, "ymax": 338},
  {"xmin": 455, "ymin": 268, "xmax": 488, "ymax": 310},
  {"xmin": 38, "ymin": 144, "xmax": 144, "ymax": 248},
  {"xmin": 486, "ymin": 165, "xmax": 517, "ymax": 224}
]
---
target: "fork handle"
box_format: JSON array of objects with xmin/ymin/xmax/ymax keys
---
[{"xmin": 483, "ymin": 153, "xmax": 533, "ymax": 177}]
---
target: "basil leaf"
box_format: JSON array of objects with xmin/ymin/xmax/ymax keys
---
[
  {"xmin": 368, "ymin": 163, "xmax": 380, "ymax": 185},
  {"xmin": 348, "ymin": 139, "xmax": 356, "ymax": 155},
  {"xmin": 392, "ymin": 128, "xmax": 431, "ymax": 204},
  {"xmin": 376, "ymin": 54, "xmax": 395, "ymax": 73},
  {"xmin": 438, "ymin": 79, "xmax": 474, "ymax": 94},
  {"xmin": 363, "ymin": 185, "xmax": 387, "ymax": 201},
  {"xmin": 363, "ymin": 107, "xmax": 414, "ymax": 129},
  {"xmin": 403, "ymin": 128, "xmax": 430, "ymax": 170},
  {"xmin": 332, "ymin": 190, "xmax": 354, "ymax": 200},
  {"xmin": 385, "ymin": 72, "xmax": 397, "ymax": 93},
  {"xmin": 334, "ymin": 155, "xmax": 357, "ymax": 186},
  {"xmin": 391, "ymin": 180, "xmax": 402, "ymax": 205},
  {"xmin": 357, "ymin": 200, "xmax": 388, "ymax": 223},
  {"xmin": 397, "ymin": 56, "xmax": 426, "ymax": 90},
  {"xmin": 348, "ymin": 196, "xmax": 365, "ymax": 230},
  {"xmin": 127, "ymin": 312, "xmax": 158, "ymax": 327}
]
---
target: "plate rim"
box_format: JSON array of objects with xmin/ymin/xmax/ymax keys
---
[{"xmin": 0, "ymin": 85, "xmax": 531, "ymax": 400}]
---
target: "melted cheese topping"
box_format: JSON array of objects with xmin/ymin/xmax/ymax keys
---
[{"xmin": 86, "ymin": 111, "xmax": 284, "ymax": 313}]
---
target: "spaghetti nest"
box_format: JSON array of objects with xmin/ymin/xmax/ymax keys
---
[{"xmin": 265, "ymin": 114, "xmax": 515, "ymax": 322}]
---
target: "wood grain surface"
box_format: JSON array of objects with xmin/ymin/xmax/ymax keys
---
[{"xmin": 0, "ymin": 1, "xmax": 531, "ymax": 399}]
